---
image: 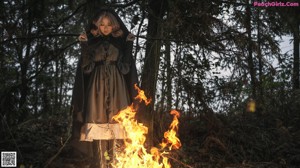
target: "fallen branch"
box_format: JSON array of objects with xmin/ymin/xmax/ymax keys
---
[
  {"xmin": 43, "ymin": 135, "xmax": 71, "ymax": 168},
  {"xmin": 167, "ymin": 155, "xmax": 194, "ymax": 168}
]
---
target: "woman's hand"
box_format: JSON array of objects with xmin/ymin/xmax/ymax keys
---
[{"xmin": 78, "ymin": 33, "xmax": 88, "ymax": 41}]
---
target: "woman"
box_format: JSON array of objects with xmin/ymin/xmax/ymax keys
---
[{"xmin": 70, "ymin": 8, "xmax": 138, "ymax": 168}]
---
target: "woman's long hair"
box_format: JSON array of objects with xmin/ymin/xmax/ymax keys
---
[{"xmin": 93, "ymin": 11, "xmax": 123, "ymax": 37}]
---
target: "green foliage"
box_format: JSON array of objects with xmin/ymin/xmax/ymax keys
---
[
  {"xmin": 1, "ymin": 116, "xmax": 70, "ymax": 167},
  {"xmin": 179, "ymin": 90, "xmax": 300, "ymax": 167},
  {"xmin": 1, "ymin": 0, "xmax": 84, "ymax": 124},
  {"xmin": 0, "ymin": 0, "xmax": 299, "ymax": 167}
]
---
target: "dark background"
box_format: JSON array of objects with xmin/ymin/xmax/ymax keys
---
[{"xmin": 1, "ymin": 0, "xmax": 300, "ymax": 167}]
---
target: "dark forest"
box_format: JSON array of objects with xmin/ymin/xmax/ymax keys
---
[{"xmin": 1, "ymin": 0, "xmax": 300, "ymax": 168}]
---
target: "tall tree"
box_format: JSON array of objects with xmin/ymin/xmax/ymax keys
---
[
  {"xmin": 1, "ymin": 0, "xmax": 85, "ymax": 124},
  {"xmin": 140, "ymin": 0, "xmax": 168, "ymax": 146},
  {"xmin": 292, "ymin": 14, "xmax": 300, "ymax": 89},
  {"xmin": 245, "ymin": 3, "xmax": 257, "ymax": 100},
  {"xmin": 277, "ymin": 1, "xmax": 300, "ymax": 90}
]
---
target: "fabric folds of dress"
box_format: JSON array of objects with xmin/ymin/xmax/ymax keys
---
[{"xmin": 80, "ymin": 39, "xmax": 130, "ymax": 141}]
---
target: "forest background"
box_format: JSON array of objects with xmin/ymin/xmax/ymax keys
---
[{"xmin": 1, "ymin": 0, "xmax": 300, "ymax": 168}]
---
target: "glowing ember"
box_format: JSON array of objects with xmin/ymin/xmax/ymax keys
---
[{"xmin": 111, "ymin": 85, "xmax": 181, "ymax": 168}]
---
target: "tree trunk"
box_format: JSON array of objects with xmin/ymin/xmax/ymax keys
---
[
  {"xmin": 256, "ymin": 7, "xmax": 264, "ymax": 112},
  {"xmin": 55, "ymin": 41, "xmax": 59, "ymax": 112},
  {"xmin": 174, "ymin": 45, "xmax": 182, "ymax": 110},
  {"xmin": 165, "ymin": 40, "xmax": 172, "ymax": 110},
  {"xmin": 246, "ymin": 5, "xmax": 256, "ymax": 99},
  {"xmin": 140, "ymin": 0, "xmax": 167, "ymax": 147},
  {"xmin": 18, "ymin": 6, "xmax": 33, "ymax": 123},
  {"xmin": 293, "ymin": 19, "xmax": 300, "ymax": 90}
]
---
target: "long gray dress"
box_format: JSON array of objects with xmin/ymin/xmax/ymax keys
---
[{"xmin": 79, "ymin": 37, "xmax": 131, "ymax": 168}]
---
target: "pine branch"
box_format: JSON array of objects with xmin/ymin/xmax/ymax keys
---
[{"xmin": 1, "ymin": 33, "xmax": 79, "ymax": 44}]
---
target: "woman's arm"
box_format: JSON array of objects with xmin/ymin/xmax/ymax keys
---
[
  {"xmin": 118, "ymin": 33, "xmax": 135, "ymax": 74},
  {"xmin": 79, "ymin": 33, "xmax": 94, "ymax": 74}
]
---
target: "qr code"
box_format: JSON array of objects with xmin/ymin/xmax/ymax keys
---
[{"xmin": 1, "ymin": 151, "xmax": 17, "ymax": 167}]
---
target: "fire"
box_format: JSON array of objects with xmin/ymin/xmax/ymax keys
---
[
  {"xmin": 160, "ymin": 110, "xmax": 181, "ymax": 150},
  {"xmin": 111, "ymin": 85, "xmax": 181, "ymax": 168},
  {"xmin": 134, "ymin": 84, "xmax": 152, "ymax": 105}
]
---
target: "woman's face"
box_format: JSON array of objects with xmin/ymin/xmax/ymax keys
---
[{"xmin": 99, "ymin": 17, "xmax": 113, "ymax": 36}]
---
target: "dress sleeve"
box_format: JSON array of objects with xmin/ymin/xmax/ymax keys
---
[
  {"xmin": 80, "ymin": 41, "xmax": 95, "ymax": 74},
  {"xmin": 118, "ymin": 33, "xmax": 135, "ymax": 74}
]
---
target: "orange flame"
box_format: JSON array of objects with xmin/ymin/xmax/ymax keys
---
[
  {"xmin": 134, "ymin": 83, "xmax": 152, "ymax": 105},
  {"xmin": 160, "ymin": 110, "xmax": 182, "ymax": 150},
  {"xmin": 111, "ymin": 85, "xmax": 181, "ymax": 168}
]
